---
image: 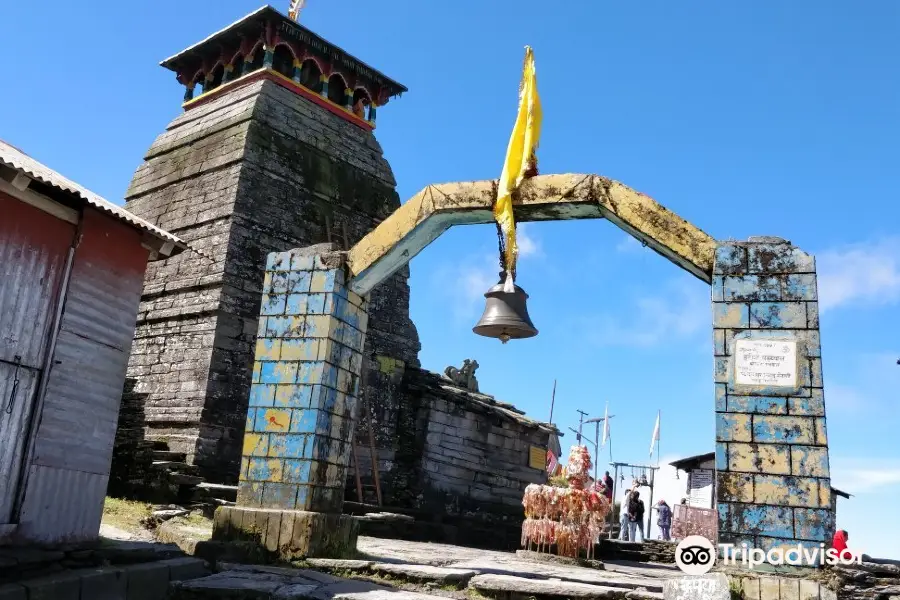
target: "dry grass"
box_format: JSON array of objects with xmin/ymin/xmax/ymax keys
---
[{"xmin": 102, "ymin": 497, "xmax": 152, "ymax": 533}]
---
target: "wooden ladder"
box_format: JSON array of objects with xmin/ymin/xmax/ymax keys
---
[
  {"xmin": 329, "ymin": 220, "xmax": 383, "ymax": 507},
  {"xmin": 351, "ymin": 396, "xmax": 383, "ymax": 507}
]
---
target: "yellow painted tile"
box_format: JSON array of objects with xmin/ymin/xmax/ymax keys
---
[
  {"xmin": 310, "ymin": 271, "xmax": 327, "ymax": 293},
  {"xmin": 262, "ymin": 409, "xmax": 291, "ymax": 432},
  {"xmin": 243, "ymin": 433, "xmax": 268, "ymax": 457},
  {"xmin": 754, "ymin": 475, "xmax": 818, "ymax": 507},
  {"xmin": 255, "ymin": 339, "xmax": 282, "ymax": 361},
  {"xmin": 815, "ymin": 418, "xmax": 828, "ymax": 444},
  {"xmin": 818, "ymin": 481, "xmax": 831, "ymax": 508},
  {"xmin": 267, "ymin": 458, "xmax": 284, "ymax": 483}
]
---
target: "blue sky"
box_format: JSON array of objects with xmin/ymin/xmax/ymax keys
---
[{"xmin": 2, "ymin": 1, "xmax": 898, "ymax": 557}]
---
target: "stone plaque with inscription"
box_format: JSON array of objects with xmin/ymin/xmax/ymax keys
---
[{"xmin": 734, "ymin": 339, "xmax": 798, "ymax": 387}]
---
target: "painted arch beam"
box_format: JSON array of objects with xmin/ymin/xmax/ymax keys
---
[{"xmin": 347, "ymin": 173, "xmax": 717, "ymax": 296}]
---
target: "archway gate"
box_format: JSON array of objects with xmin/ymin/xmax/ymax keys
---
[{"xmin": 213, "ymin": 173, "xmax": 834, "ymax": 563}]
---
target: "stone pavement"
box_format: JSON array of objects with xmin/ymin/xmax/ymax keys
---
[{"xmin": 165, "ymin": 535, "xmax": 679, "ymax": 599}]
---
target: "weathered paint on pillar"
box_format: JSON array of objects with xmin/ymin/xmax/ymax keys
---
[
  {"xmin": 238, "ymin": 243, "xmax": 368, "ymax": 515},
  {"xmin": 713, "ymin": 237, "xmax": 833, "ymax": 563}
]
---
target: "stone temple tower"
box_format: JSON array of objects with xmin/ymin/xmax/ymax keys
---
[{"xmin": 116, "ymin": 6, "xmax": 420, "ymax": 484}]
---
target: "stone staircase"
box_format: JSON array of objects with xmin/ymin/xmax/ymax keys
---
[{"xmin": 146, "ymin": 442, "xmax": 237, "ymax": 507}]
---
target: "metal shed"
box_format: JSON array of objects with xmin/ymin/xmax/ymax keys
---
[{"xmin": 0, "ymin": 139, "xmax": 186, "ymax": 544}]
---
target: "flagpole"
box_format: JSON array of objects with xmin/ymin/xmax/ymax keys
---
[
  {"xmin": 656, "ymin": 410, "xmax": 661, "ymax": 467},
  {"xmin": 548, "ymin": 379, "xmax": 557, "ymax": 423}
]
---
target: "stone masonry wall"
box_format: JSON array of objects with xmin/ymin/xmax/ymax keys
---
[
  {"xmin": 712, "ymin": 237, "xmax": 834, "ymax": 561},
  {"xmin": 350, "ymin": 368, "xmax": 551, "ymax": 523},
  {"xmin": 115, "ymin": 78, "xmax": 420, "ymax": 485}
]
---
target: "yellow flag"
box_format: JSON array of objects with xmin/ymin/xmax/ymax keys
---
[{"xmin": 495, "ymin": 46, "xmax": 542, "ymax": 291}]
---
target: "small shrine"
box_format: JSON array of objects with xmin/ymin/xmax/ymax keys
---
[
  {"xmin": 159, "ymin": 5, "xmax": 407, "ymax": 129},
  {"xmin": 521, "ymin": 446, "xmax": 611, "ymax": 558}
]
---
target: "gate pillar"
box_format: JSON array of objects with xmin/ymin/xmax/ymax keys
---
[
  {"xmin": 212, "ymin": 243, "xmax": 367, "ymax": 559},
  {"xmin": 713, "ymin": 237, "xmax": 834, "ymax": 565}
]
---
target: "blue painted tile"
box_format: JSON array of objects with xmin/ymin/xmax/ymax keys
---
[
  {"xmin": 731, "ymin": 504, "xmax": 794, "ymax": 538},
  {"xmin": 284, "ymin": 459, "xmax": 312, "ymax": 484},
  {"xmin": 261, "ymin": 482, "xmax": 297, "ymax": 509},
  {"xmin": 782, "ymin": 274, "xmax": 818, "ymax": 301},
  {"xmin": 291, "ymin": 254, "xmax": 315, "ymax": 272},
  {"xmin": 295, "ymin": 485, "xmax": 310, "ymax": 510},
  {"xmin": 237, "ymin": 481, "xmax": 263, "ymax": 506},
  {"xmin": 249, "ymin": 384, "xmax": 276, "ymax": 407},
  {"xmin": 723, "ymin": 276, "xmax": 781, "ymax": 302},
  {"xmin": 259, "ymin": 362, "xmax": 298, "ymax": 385},
  {"xmin": 261, "ymin": 293, "xmax": 287, "ymax": 316},
  {"xmin": 794, "ymin": 509, "xmax": 834, "ymax": 542},
  {"xmin": 716, "ymin": 443, "xmax": 728, "ymax": 470},
  {"xmin": 270, "ymin": 271, "xmax": 291, "ymax": 294},
  {"xmin": 749, "ymin": 302, "xmax": 806, "ymax": 329},
  {"xmin": 714, "ymin": 245, "xmax": 747, "ymax": 275},
  {"xmin": 274, "ymin": 384, "xmax": 312, "ymax": 408},
  {"xmin": 307, "ymin": 293, "xmax": 326, "ymax": 314},
  {"xmin": 248, "ymin": 457, "xmax": 274, "ymax": 481},
  {"xmin": 715, "ymin": 384, "xmax": 727, "ymax": 411},
  {"xmin": 342, "ymin": 326, "xmax": 362, "ymax": 351},
  {"xmin": 245, "ymin": 408, "xmax": 257, "ymax": 432},
  {"xmin": 711, "ymin": 276, "xmax": 724, "ymax": 302},
  {"xmin": 288, "ymin": 271, "xmax": 311, "ymax": 294},
  {"xmin": 713, "ymin": 303, "xmax": 750, "ymax": 329},
  {"xmin": 290, "ymin": 408, "xmax": 318, "ymax": 434},
  {"xmin": 322, "ymin": 387, "xmax": 337, "ymax": 412},
  {"xmin": 321, "ymin": 365, "xmax": 339, "ymax": 389},
  {"xmin": 315, "ymin": 411, "xmax": 333, "ymax": 434},
  {"xmin": 269, "ymin": 433, "xmax": 309, "ymax": 459},
  {"xmin": 285, "ymin": 293, "xmax": 308, "ymax": 315}
]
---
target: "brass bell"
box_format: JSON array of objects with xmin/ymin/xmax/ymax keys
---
[{"xmin": 472, "ymin": 274, "xmax": 538, "ymax": 343}]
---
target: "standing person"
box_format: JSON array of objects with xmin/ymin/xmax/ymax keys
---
[
  {"xmin": 603, "ymin": 471, "xmax": 614, "ymax": 503},
  {"xmin": 618, "ymin": 487, "xmax": 632, "ymax": 541},
  {"xmin": 628, "ymin": 490, "xmax": 646, "ymax": 542},
  {"xmin": 655, "ymin": 500, "xmax": 672, "ymax": 541},
  {"xmin": 832, "ymin": 530, "xmax": 853, "ymax": 561}
]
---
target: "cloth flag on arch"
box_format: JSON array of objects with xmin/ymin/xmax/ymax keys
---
[
  {"xmin": 494, "ymin": 46, "xmax": 543, "ymax": 293},
  {"xmin": 649, "ymin": 411, "xmax": 660, "ymax": 457}
]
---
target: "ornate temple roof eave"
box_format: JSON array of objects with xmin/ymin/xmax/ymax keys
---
[{"xmin": 159, "ymin": 5, "xmax": 408, "ymax": 98}]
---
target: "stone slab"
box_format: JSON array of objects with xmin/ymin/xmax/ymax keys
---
[
  {"xmin": 19, "ymin": 572, "xmax": 82, "ymax": 600},
  {"xmin": 212, "ymin": 506, "xmax": 358, "ymax": 559},
  {"xmin": 306, "ymin": 558, "xmax": 373, "ymax": 570},
  {"xmin": 123, "ymin": 561, "xmax": 170, "ymax": 600},
  {"xmin": 662, "ymin": 573, "xmax": 731, "ymax": 600},
  {"xmin": 79, "ymin": 567, "xmax": 127, "ymax": 600},
  {"xmin": 159, "ymin": 556, "xmax": 210, "ymax": 581},
  {"xmin": 333, "ymin": 590, "xmax": 446, "ymax": 599},
  {"xmin": 0, "ymin": 584, "xmax": 25, "ymax": 600},
  {"xmin": 469, "ymin": 573, "xmax": 661, "ymax": 599},
  {"xmin": 370, "ymin": 563, "xmax": 477, "ymax": 585}
]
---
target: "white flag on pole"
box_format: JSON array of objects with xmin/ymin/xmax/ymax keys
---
[
  {"xmin": 288, "ymin": 0, "xmax": 306, "ymax": 20},
  {"xmin": 601, "ymin": 403, "xmax": 610, "ymax": 447},
  {"xmin": 649, "ymin": 410, "xmax": 660, "ymax": 457}
]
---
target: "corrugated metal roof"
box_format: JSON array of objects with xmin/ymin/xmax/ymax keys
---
[{"xmin": 0, "ymin": 139, "xmax": 186, "ymax": 253}]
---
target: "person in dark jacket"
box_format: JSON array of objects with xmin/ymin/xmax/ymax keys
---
[
  {"xmin": 627, "ymin": 490, "xmax": 646, "ymax": 542},
  {"xmin": 655, "ymin": 499, "xmax": 672, "ymax": 541},
  {"xmin": 603, "ymin": 471, "xmax": 614, "ymax": 502}
]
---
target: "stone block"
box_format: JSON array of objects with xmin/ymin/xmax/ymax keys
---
[
  {"xmin": 716, "ymin": 442, "xmax": 728, "ymax": 470},
  {"xmin": 806, "ymin": 302, "xmax": 819, "ymax": 328},
  {"xmin": 798, "ymin": 579, "xmax": 821, "ymax": 600},
  {"xmin": 814, "ymin": 418, "xmax": 827, "ymax": 444},
  {"xmin": 723, "ymin": 275, "xmax": 782, "ymax": 301},
  {"xmin": 750, "ymin": 302, "xmax": 807, "ymax": 329},
  {"xmin": 718, "ymin": 472, "xmax": 754, "ymax": 503},
  {"xmin": 818, "ymin": 481, "xmax": 830, "ymax": 508},
  {"xmin": 787, "ymin": 390, "xmax": 824, "ymax": 416},
  {"xmin": 79, "ymin": 567, "xmax": 127, "ymax": 600},
  {"xmin": 754, "ymin": 475, "xmax": 818, "ymax": 507},
  {"xmin": 728, "ymin": 442, "xmax": 790, "ymax": 474},
  {"xmin": 717, "ymin": 413, "xmax": 752, "ymax": 442},
  {"xmin": 713, "ymin": 303, "xmax": 750, "ymax": 328},
  {"xmin": 0, "ymin": 585, "xmax": 25, "ymax": 600},
  {"xmin": 727, "ymin": 396, "xmax": 787, "ymax": 415},
  {"xmin": 790, "ymin": 446, "xmax": 829, "ymax": 477},
  {"xmin": 793, "ymin": 508, "xmax": 834, "ymax": 541},
  {"xmin": 663, "ymin": 573, "xmax": 731, "ymax": 600},
  {"xmin": 752, "ymin": 415, "xmax": 815, "ymax": 444},
  {"xmin": 723, "ymin": 504, "xmax": 794, "ymax": 538},
  {"xmin": 124, "ymin": 561, "xmax": 170, "ymax": 600},
  {"xmin": 21, "ymin": 571, "xmax": 82, "ymax": 600},
  {"xmin": 715, "ymin": 384, "xmax": 726, "ymax": 410},
  {"xmin": 741, "ymin": 576, "xmax": 761, "ymax": 600},
  {"xmin": 781, "ymin": 274, "xmax": 818, "ymax": 301},
  {"xmin": 759, "ymin": 576, "xmax": 781, "ymax": 600},
  {"xmin": 748, "ymin": 245, "xmax": 815, "ymax": 275},
  {"xmin": 212, "ymin": 506, "xmax": 358, "ymax": 559},
  {"xmin": 715, "ymin": 245, "xmax": 747, "ymax": 275}
]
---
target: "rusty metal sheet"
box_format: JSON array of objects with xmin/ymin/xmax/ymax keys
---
[
  {"xmin": 16, "ymin": 464, "xmax": 107, "ymax": 543},
  {"xmin": 672, "ymin": 504, "xmax": 718, "ymax": 543}
]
